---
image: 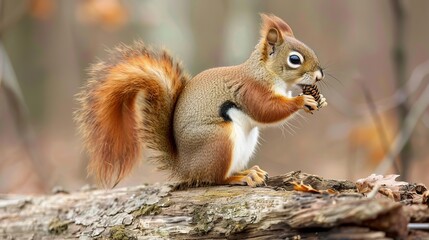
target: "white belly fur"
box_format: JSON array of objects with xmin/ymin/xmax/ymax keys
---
[
  {"xmin": 226, "ymin": 108, "xmax": 259, "ymax": 177},
  {"xmin": 224, "ymin": 79, "xmax": 296, "ymax": 177}
]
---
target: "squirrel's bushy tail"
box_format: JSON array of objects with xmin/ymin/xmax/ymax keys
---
[{"xmin": 75, "ymin": 41, "xmax": 189, "ymax": 187}]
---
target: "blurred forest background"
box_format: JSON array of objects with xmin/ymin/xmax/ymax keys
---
[{"xmin": 1, "ymin": 0, "xmax": 429, "ymax": 194}]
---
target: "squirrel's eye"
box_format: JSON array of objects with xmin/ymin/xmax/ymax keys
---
[
  {"xmin": 289, "ymin": 55, "xmax": 301, "ymax": 64},
  {"xmin": 287, "ymin": 51, "xmax": 304, "ymax": 69}
]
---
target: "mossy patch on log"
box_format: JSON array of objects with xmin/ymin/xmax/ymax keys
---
[
  {"xmin": 133, "ymin": 204, "xmax": 162, "ymax": 217},
  {"xmin": 48, "ymin": 217, "xmax": 69, "ymax": 234},
  {"xmin": 109, "ymin": 225, "xmax": 136, "ymax": 240}
]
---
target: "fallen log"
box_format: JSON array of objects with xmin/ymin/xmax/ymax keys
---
[{"xmin": 0, "ymin": 171, "xmax": 428, "ymax": 239}]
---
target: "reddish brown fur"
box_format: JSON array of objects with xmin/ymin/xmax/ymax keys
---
[
  {"xmin": 87, "ymin": 64, "xmax": 165, "ymax": 186},
  {"xmin": 174, "ymin": 122, "xmax": 233, "ymax": 185},
  {"xmin": 209, "ymin": 124, "xmax": 234, "ymax": 183},
  {"xmin": 238, "ymin": 79, "xmax": 304, "ymax": 123},
  {"xmin": 75, "ymin": 42, "xmax": 188, "ymax": 187}
]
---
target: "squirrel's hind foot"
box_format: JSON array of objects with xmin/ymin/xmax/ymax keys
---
[{"xmin": 224, "ymin": 165, "xmax": 268, "ymax": 187}]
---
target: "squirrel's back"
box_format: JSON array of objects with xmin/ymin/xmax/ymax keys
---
[{"xmin": 174, "ymin": 66, "xmax": 239, "ymax": 126}]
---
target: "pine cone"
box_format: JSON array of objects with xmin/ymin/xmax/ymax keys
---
[{"xmin": 301, "ymin": 84, "xmax": 321, "ymax": 107}]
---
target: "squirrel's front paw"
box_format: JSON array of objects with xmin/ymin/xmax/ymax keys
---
[
  {"xmin": 318, "ymin": 94, "xmax": 328, "ymax": 109},
  {"xmin": 301, "ymin": 95, "xmax": 318, "ymax": 113}
]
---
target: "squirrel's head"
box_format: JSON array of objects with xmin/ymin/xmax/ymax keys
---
[{"xmin": 258, "ymin": 14, "xmax": 323, "ymax": 86}]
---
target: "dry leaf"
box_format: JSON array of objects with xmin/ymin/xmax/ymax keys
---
[
  {"xmin": 378, "ymin": 188, "xmax": 398, "ymax": 201},
  {"xmin": 291, "ymin": 181, "xmax": 337, "ymax": 194},
  {"xmin": 356, "ymin": 174, "xmax": 409, "ymax": 201},
  {"xmin": 423, "ymin": 191, "xmax": 429, "ymax": 206},
  {"xmin": 356, "ymin": 174, "xmax": 407, "ymax": 193}
]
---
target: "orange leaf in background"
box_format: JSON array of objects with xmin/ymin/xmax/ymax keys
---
[
  {"xmin": 30, "ymin": 0, "xmax": 55, "ymax": 21},
  {"xmin": 291, "ymin": 181, "xmax": 337, "ymax": 194},
  {"xmin": 77, "ymin": 0, "xmax": 128, "ymax": 31}
]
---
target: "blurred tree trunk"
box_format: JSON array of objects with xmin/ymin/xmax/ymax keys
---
[
  {"xmin": 391, "ymin": 0, "xmax": 412, "ymax": 180},
  {"xmin": 41, "ymin": 0, "xmax": 81, "ymax": 137}
]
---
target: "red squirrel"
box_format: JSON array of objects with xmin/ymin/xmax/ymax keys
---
[{"xmin": 75, "ymin": 14, "xmax": 327, "ymax": 187}]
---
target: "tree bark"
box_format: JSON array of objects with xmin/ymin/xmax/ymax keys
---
[{"xmin": 0, "ymin": 171, "xmax": 428, "ymax": 239}]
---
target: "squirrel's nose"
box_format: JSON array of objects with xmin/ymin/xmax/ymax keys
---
[{"xmin": 315, "ymin": 68, "xmax": 324, "ymax": 82}]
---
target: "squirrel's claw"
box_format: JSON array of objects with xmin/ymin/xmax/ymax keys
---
[{"xmin": 224, "ymin": 165, "xmax": 269, "ymax": 187}]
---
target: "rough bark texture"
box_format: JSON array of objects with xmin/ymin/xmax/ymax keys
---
[{"xmin": 0, "ymin": 171, "xmax": 428, "ymax": 239}]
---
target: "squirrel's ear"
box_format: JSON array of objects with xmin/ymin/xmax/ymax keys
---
[
  {"xmin": 267, "ymin": 28, "xmax": 281, "ymax": 46},
  {"xmin": 271, "ymin": 14, "xmax": 294, "ymax": 37},
  {"xmin": 260, "ymin": 13, "xmax": 294, "ymax": 44}
]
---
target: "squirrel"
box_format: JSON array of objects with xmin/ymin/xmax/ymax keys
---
[{"xmin": 75, "ymin": 13, "xmax": 327, "ymax": 187}]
